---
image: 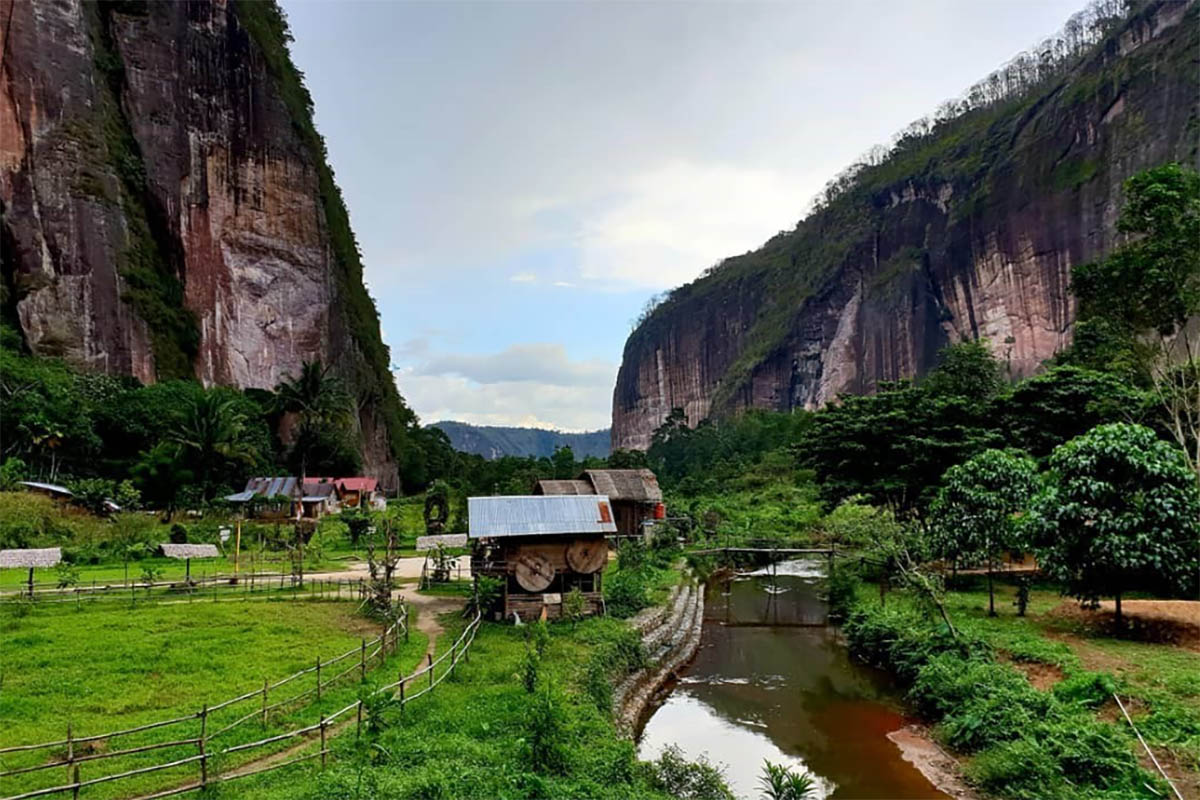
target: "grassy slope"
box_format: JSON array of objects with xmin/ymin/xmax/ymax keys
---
[
  {"xmin": 0, "ymin": 599, "xmax": 427, "ymax": 799},
  {"xmin": 239, "ymin": 614, "xmax": 673, "ymax": 800},
  {"xmin": 866, "ymin": 577, "xmax": 1200, "ymax": 791}
]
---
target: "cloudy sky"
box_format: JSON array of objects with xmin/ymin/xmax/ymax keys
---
[{"xmin": 282, "ymin": 0, "xmax": 1084, "ymax": 431}]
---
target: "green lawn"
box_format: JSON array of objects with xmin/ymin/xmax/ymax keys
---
[{"xmin": 0, "ymin": 598, "xmax": 427, "ymax": 799}]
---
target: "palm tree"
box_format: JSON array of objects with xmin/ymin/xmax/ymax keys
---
[
  {"xmin": 170, "ymin": 389, "xmax": 259, "ymax": 496},
  {"xmin": 274, "ymin": 361, "xmax": 353, "ymax": 477},
  {"xmin": 758, "ymin": 761, "xmax": 817, "ymax": 800}
]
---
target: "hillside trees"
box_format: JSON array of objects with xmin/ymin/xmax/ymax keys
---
[
  {"xmin": 274, "ymin": 360, "xmax": 359, "ymax": 476},
  {"xmin": 1029, "ymin": 423, "xmax": 1200, "ymax": 628},
  {"xmin": 1070, "ymin": 164, "xmax": 1200, "ymax": 480},
  {"xmin": 929, "ymin": 449, "xmax": 1039, "ymax": 615}
]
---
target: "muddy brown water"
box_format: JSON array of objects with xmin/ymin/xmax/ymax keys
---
[{"xmin": 637, "ymin": 560, "xmax": 949, "ymax": 799}]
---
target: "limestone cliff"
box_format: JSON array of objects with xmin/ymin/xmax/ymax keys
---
[
  {"xmin": 612, "ymin": 0, "xmax": 1199, "ymax": 450},
  {"xmin": 1, "ymin": 0, "xmax": 411, "ymax": 486}
]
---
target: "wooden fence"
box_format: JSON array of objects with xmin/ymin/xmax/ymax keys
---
[
  {"xmin": 0, "ymin": 606, "xmax": 489, "ymax": 800},
  {"xmin": 3, "ymin": 574, "xmax": 369, "ymax": 608}
]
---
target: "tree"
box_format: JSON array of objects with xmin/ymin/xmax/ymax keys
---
[
  {"xmin": 274, "ymin": 361, "xmax": 355, "ymax": 477},
  {"xmin": 929, "ymin": 450, "xmax": 1039, "ymax": 615},
  {"xmin": 922, "ymin": 339, "xmax": 1006, "ymax": 401},
  {"xmin": 132, "ymin": 443, "xmax": 195, "ymax": 520},
  {"xmin": 551, "ymin": 445, "xmax": 576, "ymax": 479},
  {"xmin": 1029, "ymin": 423, "xmax": 1200, "ymax": 629},
  {"xmin": 1069, "ymin": 164, "xmax": 1200, "ymax": 481},
  {"xmin": 170, "ymin": 388, "xmax": 261, "ymax": 498}
]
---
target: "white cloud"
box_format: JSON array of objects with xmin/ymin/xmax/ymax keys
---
[
  {"xmin": 510, "ymin": 272, "xmax": 537, "ymax": 283},
  {"xmin": 397, "ymin": 343, "xmax": 617, "ymax": 430},
  {"xmin": 575, "ymin": 160, "xmax": 813, "ymax": 290}
]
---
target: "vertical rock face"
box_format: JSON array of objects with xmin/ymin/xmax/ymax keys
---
[
  {"xmin": 1, "ymin": 0, "xmax": 401, "ymax": 486},
  {"xmin": 612, "ymin": 0, "xmax": 1198, "ymax": 451}
]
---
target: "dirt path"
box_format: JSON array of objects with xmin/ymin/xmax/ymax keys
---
[
  {"xmin": 888, "ymin": 725, "xmax": 984, "ymax": 800},
  {"xmin": 305, "ymin": 555, "xmax": 472, "ymax": 583}
]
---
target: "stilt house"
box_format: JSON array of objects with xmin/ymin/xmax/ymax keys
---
[
  {"xmin": 533, "ymin": 468, "xmax": 664, "ymax": 539},
  {"xmin": 469, "ymin": 495, "xmax": 616, "ymax": 622}
]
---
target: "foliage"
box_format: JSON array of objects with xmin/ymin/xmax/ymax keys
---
[
  {"xmin": 0, "ymin": 457, "xmax": 27, "ymax": 490},
  {"xmin": 646, "ymin": 745, "xmax": 735, "ymax": 800},
  {"xmin": 1029, "ymin": 423, "xmax": 1200, "ymax": 623},
  {"xmin": 525, "ymin": 681, "xmax": 569, "ymax": 774},
  {"xmin": 843, "ymin": 598, "xmax": 1157, "ymax": 799},
  {"xmin": 757, "ymin": 760, "xmax": 817, "ymax": 800},
  {"xmin": 929, "ymin": 449, "xmax": 1039, "ymax": 614},
  {"xmin": 563, "ymin": 587, "xmax": 587, "ymax": 628}
]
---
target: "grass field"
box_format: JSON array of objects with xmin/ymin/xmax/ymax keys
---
[{"xmin": 0, "ymin": 597, "xmax": 428, "ymax": 799}]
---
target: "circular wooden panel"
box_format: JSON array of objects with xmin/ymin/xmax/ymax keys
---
[
  {"xmin": 565, "ymin": 538, "xmax": 607, "ymax": 574},
  {"xmin": 514, "ymin": 551, "xmax": 554, "ymax": 592}
]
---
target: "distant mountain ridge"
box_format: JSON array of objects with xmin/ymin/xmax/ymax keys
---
[{"xmin": 430, "ymin": 422, "xmax": 611, "ymax": 460}]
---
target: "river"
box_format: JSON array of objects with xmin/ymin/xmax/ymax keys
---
[{"xmin": 637, "ymin": 560, "xmax": 949, "ymax": 799}]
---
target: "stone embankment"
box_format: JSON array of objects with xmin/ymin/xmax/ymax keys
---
[{"xmin": 613, "ymin": 575, "xmax": 705, "ymax": 734}]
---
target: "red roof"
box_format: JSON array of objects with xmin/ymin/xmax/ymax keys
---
[{"xmin": 336, "ymin": 477, "xmax": 378, "ymax": 492}]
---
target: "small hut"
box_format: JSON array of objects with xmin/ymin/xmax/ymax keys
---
[
  {"xmin": 0, "ymin": 547, "xmax": 62, "ymax": 597},
  {"xmin": 159, "ymin": 542, "xmax": 221, "ymax": 582},
  {"xmin": 534, "ymin": 469, "xmax": 663, "ymax": 539},
  {"xmin": 469, "ymin": 495, "xmax": 616, "ymax": 621}
]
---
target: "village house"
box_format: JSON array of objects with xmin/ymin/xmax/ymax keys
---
[
  {"xmin": 469, "ymin": 494, "xmax": 615, "ymax": 622},
  {"xmin": 225, "ymin": 476, "xmax": 382, "ymax": 519},
  {"xmin": 533, "ymin": 468, "xmax": 664, "ymax": 539}
]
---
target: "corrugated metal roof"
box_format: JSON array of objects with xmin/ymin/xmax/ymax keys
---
[
  {"xmin": 160, "ymin": 543, "xmax": 221, "ymax": 559},
  {"xmin": 19, "ymin": 481, "xmax": 73, "ymax": 497},
  {"xmin": 0, "ymin": 547, "xmax": 62, "ymax": 568},
  {"xmin": 468, "ymin": 495, "xmax": 617, "ymax": 539},
  {"xmin": 225, "ymin": 490, "xmax": 256, "ymax": 502},
  {"xmin": 581, "ymin": 469, "xmax": 662, "ymax": 503},
  {"xmin": 533, "ymin": 479, "xmax": 596, "ymax": 496},
  {"xmin": 337, "ymin": 477, "xmax": 378, "ymax": 492},
  {"xmin": 242, "ymin": 477, "xmax": 301, "ymax": 499}
]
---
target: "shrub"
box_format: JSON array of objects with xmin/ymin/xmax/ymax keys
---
[
  {"xmin": 0, "ymin": 457, "xmax": 27, "ymax": 490},
  {"xmin": 823, "ymin": 560, "xmax": 859, "ymax": 622},
  {"xmin": 604, "ymin": 569, "xmax": 650, "ymax": 618},
  {"xmin": 525, "ymin": 683, "xmax": 569, "ymax": 775},
  {"xmin": 646, "ymin": 745, "xmax": 734, "ymax": 800},
  {"xmin": 1052, "ymin": 671, "xmax": 1117, "ymax": 710}
]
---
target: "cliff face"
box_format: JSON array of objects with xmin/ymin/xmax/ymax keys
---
[
  {"xmin": 613, "ymin": 0, "xmax": 1199, "ymax": 451},
  {"xmin": 1, "ymin": 0, "xmax": 405, "ymax": 486}
]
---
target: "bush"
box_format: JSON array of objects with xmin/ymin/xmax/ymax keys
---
[
  {"xmin": 1052, "ymin": 671, "xmax": 1117, "ymax": 710},
  {"xmin": 823, "ymin": 560, "xmax": 859, "ymax": 622},
  {"xmin": 646, "ymin": 745, "xmax": 734, "ymax": 800},
  {"xmin": 604, "ymin": 569, "xmax": 651, "ymax": 618},
  {"xmin": 0, "ymin": 457, "xmax": 27, "ymax": 490},
  {"xmin": 525, "ymin": 683, "xmax": 569, "ymax": 775}
]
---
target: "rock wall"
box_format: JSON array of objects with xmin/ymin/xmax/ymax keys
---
[
  {"xmin": 1, "ymin": 0, "xmax": 401, "ymax": 486},
  {"xmin": 612, "ymin": 0, "xmax": 1199, "ymax": 451}
]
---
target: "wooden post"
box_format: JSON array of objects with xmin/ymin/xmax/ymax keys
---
[
  {"xmin": 316, "ymin": 655, "xmax": 322, "ymax": 700},
  {"xmin": 185, "ymin": 558, "xmax": 191, "ymax": 584},
  {"xmin": 399, "ymin": 676, "xmax": 405, "ymax": 714},
  {"xmin": 451, "ymin": 640, "xmax": 457, "ymax": 676},
  {"xmin": 234, "ymin": 518, "xmax": 242, "ymax": 582},
  {"xmin": 66, "ymin": 723, "xmax": 73, "ymax": 784},
  {"xmin": 71, "ymin": 765, "xmax": 80, "ymax": 800},
  {"xmin": 355, "ymin": 700, "xmax": 363, "ymax": 740},
  {"xmin": 360, "ymin": 639, "xmax": 367, "ymax": 681},
  {"xmin": 261, "ymin": 678, "xmax": 269, "ymax": 727},
  {"xmin": 198, "ymin": 704, "xmax": 208, "ymax": 787},
  {"xmin": 319, "ymin": 716, "xmax": 327, "ymax": 768},
  {"xmin": 427, "ymin": 652, "xmax": 433, "ymax": 690},
  {"xmin": 27, "ymin": 566, "xmax": 33, "ymax": 599}
]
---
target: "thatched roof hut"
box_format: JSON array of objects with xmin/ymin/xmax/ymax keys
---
[
  {"xmin": 0, "ymin": 548, "xmax": 63, "ymax": 568},
  {"xmin": 159, "ymin": 543, "xmax": 221, "ymax": 559}
]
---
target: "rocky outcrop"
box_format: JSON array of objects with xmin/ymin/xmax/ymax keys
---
[
  {"xmin": 612, "ymin": 0, "xmax": 1199, "ymax": 450},
  {"xmin": 1, "ymin": 0, "xmax": 405, "ymax": 486}
]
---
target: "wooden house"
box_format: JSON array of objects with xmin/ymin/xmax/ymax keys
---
[
  {"xmin": 469, "ymin": 495, "xmax": 616, "ymax": 622},
  {"xmin": 534, "ymin": 468, "xmax": 663, "ymax": 539}
]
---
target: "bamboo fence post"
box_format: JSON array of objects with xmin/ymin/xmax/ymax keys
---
[
  {"xmin": 355, "ymin": 701, "xmax": 363, "ymax": 740},
  {"xmin": 360, "ymin": 639, "xmax": 367, "ymax": 682},
  {"xmin": 71, "ymin": 765, "xmax": 80, "ymax": 800},
  {"xmin": 65, "ymin": 722, "xmax": 73, "ymax": 785},
  {"xmin": 316, "ymin": 655, "xmax": 322, "ymax": 701},
  {"xmin": 261, "ymin": 678, "xmax": 269, "ymax": 727},
  {"xmin": 398, "ymin": 676, "xmax": 405, "ymax": 714},
  {"xmin": 427, "ymin": 653, "xmax": 433, "ymax": 690},
  {"xmin": 450, "ymin": 640, "xmax": 457, "ymax": 676},
  {"xmin": 198, "ymin": 703, "xmax": 208, "ymax": 787},
  {"xmin": 319, "ymin": 716, "xmax": 327, "ymax": 769}
]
